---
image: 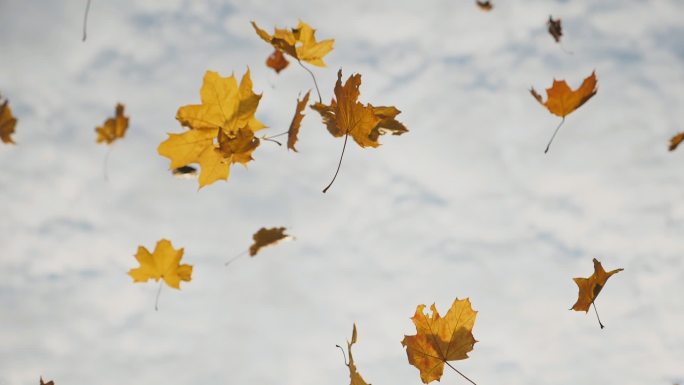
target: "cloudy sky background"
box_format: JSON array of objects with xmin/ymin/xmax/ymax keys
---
[{"xmin": 1, "ymin": 0, "xmax": 684, "ymax": 384}]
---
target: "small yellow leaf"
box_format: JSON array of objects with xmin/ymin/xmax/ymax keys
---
[
  {"xmin": 128, "ymin": 239, "xmax": 192, "ymax": 290},
  {"xmin": 251, "ymin": 21, "xmax": 334, "ymax": 67},
  {"xmin": 0, "ymin": 97, "xmax": 17, "ymax": 144},
  {"xmin": 96, "ymin": 103, "xmax": 129, "ymax": 144}
]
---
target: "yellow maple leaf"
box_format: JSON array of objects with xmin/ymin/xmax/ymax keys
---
[
  {"xmin": 0, "ymin": 97, "xmax": 18, "ymax": 144},
  {"xmin": 402, "ymin": 298, "xmax": 478, "ymax": 384},
  {"xmin": 128, "ymin": 239, "xmax": 192, "ymax": 289},
  {"xmin": 159, "ymin": 70, "xmax": 264, "ymax": 188},
  {"xmin": 96, "ymin": 103, "xmax": 129, "ymax": 144},
  {"xmin": 251, "ymin": 20, "xmax": 334, "ymax": 67},
  {"xmin": 571, "ymin": 258, "xmax": 623, "ymax": 312}
]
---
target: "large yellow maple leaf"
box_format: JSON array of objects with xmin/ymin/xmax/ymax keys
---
[
  {"xmin": 95, "ymin": 103, "xmax": 129, "ymax": 144},
  {"xmin": 0, "ymin": 97, "xmax": 18, "ymax": 144},
  {"xmin": 128, "ymin": 239, "xmax": 192, "ymax": 289},
  {"xmin": 251, "ymin": 20, "xmax": 334, "ymax": 67},
  {"xmin": 311, "ymin": 70, "xmax": 408, "ymax": 148},
  {"xmin": 402, "ymin": 298, "xmax": 478, "ymax": 384},
  {"xmin": 158, "ymin": 70, "xmax": 264, "ymax": 188}
]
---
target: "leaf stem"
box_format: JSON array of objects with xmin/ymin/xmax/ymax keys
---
[
  {"xmin": 261, "ymin": 136, "xmax": 282, "ymax": 146},
  {"xmin": 82, "ymin": 0, "xmax": 91, "ymax": 42},
  {"xmin": 154, "ymin": 281, "xmax": 163, "ymax": 311},
  {"xmin": 297, "ymin": 60, "xmax": 322, "ymax": 103},
  {"xmin": 544, "ymin": 116, "xmax": 565, "ymax": 154},
  {"xmin": 335, "ymin": 344, "xmax": 348, "ymax": 366},
  {"xmin": 322, "ymin": 131, "xmax": 349, "ymax": 193},
  {"xmin": 592, "ymin": 301, "xmax": 605, "ymax": 329},
  {"xmin": 445, "ymin": 362, "xmax": 477, "ymax": 385},
  {"xmin": 225, "ymin": 249, "xmax": 249, "ymax": 267}
]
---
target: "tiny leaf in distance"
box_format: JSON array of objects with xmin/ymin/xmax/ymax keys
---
[
  {"xmin": 250, "ymin": 227, "xmax": 291, "ymax": 256},
  {"xmin": 547, "ymin": 16, "xmax": 563, "ymax": 43},
  {"xmin": 669, "ymin": 132, "xmax": 684, "ymax": 151},
  {"xmin": 571, "ymin": 258, "xmax": 623, "ymax": 329},
  {"xmin": 40, "ymin": 377, "xmax": 54, "ymax": 385},
  {"xmin": 266, "ymin": 49, "xmax": 289, "ymax": 73},
  {"xmin": 402, "ymin": 298, "xmax": 478, "ymax": 384},
  {"xmin": 476, "ymin": 1, "xmax": 493, "ymax": 11},
  {"xmin": 96, "ymin": 103, "xmax": 129, "ymax": 144},
  {"xmin": 0, "ymin": 96, "xmax": 18, "ymax": 144},
  {"xmin": 530, "ymin": 71, "xmax": 597, "ymax": 153}
]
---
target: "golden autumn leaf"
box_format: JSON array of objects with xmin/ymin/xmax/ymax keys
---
[
  {"xmin": 40, "ymin": 377, "xmax": 54, "ymax": 385},
  {"xmin": 476, "ymin": 1, "xmax": 493, "ymax": 11},
  {"xmin": 287, "ymin": 90, "xmax": 311, "ymax": 152},
  {"xmin": 402, "ymin": 298, "xmax": 478, "ymax": 384},
  {"xmin": 251, "ymin": 20, "xmax": 334, "ymax": 67},
  {"xmin": 547, "ymin": 16, "xmax": 563, "ymax": 43},
  {"xmin": 531, "ymin": 71, "xmax": 597, "ymax": 153},
  {"xmin": 0, "ymin": 97, "xmax": 18, "ymax": 144},
  {"xmin": 96, "ymin": 103, "xmax": 129, "ymax": 144},
  {"xmin": 311, "ymin": 70, "xmax": 408, "ymax": 148},
  {"xmin": 571, "ymin": 258, "xmax": 623, "ymax": 314},
  {"xmin": 128, "ymin": 239, "xmax": 193, "ymax": 290},
  {"xmin": 266, "ymin": 49, "xmax": 290, "ymax": 73},
  {"xmin": 342, "ymin": 324, "xmax": 371, "ymax": 385},
  {"xmin": 531, "ymin": 71, "xmax": 597, "ymax": 118},
  {"xmin": 249, "ymin": 227, "xmax": 291, "ymax": 256},
  {"xmin": 669, "ymin": 132, "xmax": 684, "ymax": 151},
  {"xmin": 158, "ymin": 70, "xmax": 264, "ymax": 188}
]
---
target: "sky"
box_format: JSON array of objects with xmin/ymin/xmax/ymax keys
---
[{"xmin": 1, "ymin": 1, "xmax": 684, "ymax": 384}]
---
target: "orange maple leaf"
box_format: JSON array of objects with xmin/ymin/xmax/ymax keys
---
[
  {"xmin": 0, "ymin": 96, "xmax": 18, "ymax": 144},
  {"xmin": 669, "ymin": 132, "xmax": 684, "ymax": 151},
  {"xmin": 531, "ymin": 71, "xmax": 597, "ymax": 153},
  {"xmin": 287, "ymin": 91, "xmax": 311, "ymax": 152},
  {"xmin": 571, "ymin": 258, "xmax": 623, "ymax": 328},
  {"xmin": 402, "ymin": 298, "xmax": 478, "ymax": 384},
  {"xmin": 96, "ymin": 103, "xmax": 129, "ymax": 144},
  {"xmin": 266, "ymin": 49, "xmax": 290, "ymax": 74}
]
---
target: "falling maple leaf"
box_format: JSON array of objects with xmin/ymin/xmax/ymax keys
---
[
  {"xmin": 530, "ymin": 71, "xmax": 598, "ymax": 153},
  {"xmin": 547, "ymin": 16, "xmax": 563, "ymax": 43},
  {"xmin": 40, "ymin": 377, "xmax": 54, "ymax": 385},
  {"xmin": 250, "ymin": 227, "xmax": 291, "ymax": 256},
  {"xmin": 96, "ymin": 103, "xmax": 129, "ymax": 144},
  {"xmin": 287, "ymin": 90, "xmax": 311, "ymax": 152},
  {"xmin": 402, "ymin": 298, "xmax": 478, "ymax": 384},
  {"xmin": 251, "ymin": 20, "xmax": 334, "ymax": 67},
  {"xmin": 128, "ymin": 239, "xmax": 193, "ymax": 290},
  {"xmin": 571, "ymin": 258, "xmax": 623, "ymax": 313},
  {"xmin": 0, "ymin": 96, "xmax": 18, "ymax": 144},
  {"xmin": 341, "ymin": 324, "xmax": 371, "ymax": 385},
  {"xmin": 669, "ymin": 132, "xmax": 684, "ymax": 151},
  {"xmin": 476, "ymin": 1, "xmax": 493, "ymax": 11},
  {"xmin": 266, "ymin": 49, "xmax": 290, "ymax": 73},
  {"xmin": 158, "ymin": 69, "xmax": 264, "ymax": 188}
]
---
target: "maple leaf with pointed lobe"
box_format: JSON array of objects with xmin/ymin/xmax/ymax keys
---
[
  {"xmin": 343, "ymin": 324, "xmax": 371, "ymax": 385},
  {"xmin": 669, "ymin": 132, "xmax": 684, "ymax": 151},
  {"xmin": 0, "ymin": 96, "xmax": 18, "ymax": 144},
  {"xmin": 287, "ymin": 91, "xmax": 311, "ymax": 152},
  {"xmin": 252, "ymin": 21, "xmax": 334, "ymax": 67},
  {"xmin": 266, "ymin": 49, "xmax": 290, "ymax": 73},
  {"xmin": 311, "ymin": 70, "xmax": 408, "ymax": 148},
  {"xmin": 571, "ymin": 258, "xmax": 623, "ymax": 312},
  {"xmin": 402, "ymin": 298, "xmax": 478, "ymax": 384},
  {"xmin": 250, "ymin": 227, "xmax": 291, "ymax": 256},
  {"xmin": 96, "ymin": 103, "xmax": 129, "ymax": 144},
  {"xmin": 547, "ymin": 16, "xmax": 563, "ymax": 43},
  {"xmin": 158, "ymin": 70, "xmax": 264, "ymax": 188},
  {"xmin": 128, "ymin": 239, "xmax": 193, "ymax": 289}
]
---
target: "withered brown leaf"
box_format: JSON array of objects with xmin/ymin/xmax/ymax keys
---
[
  {"xmin": 287, "ymin": 90, "xmax": 311, "ymax": 152},
  {"xmin": 548, "ymin": 16, "xmax": 563, "ymax": 43}
]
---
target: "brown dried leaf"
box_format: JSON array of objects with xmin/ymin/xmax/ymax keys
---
[
  {"xmin": 266, "ymin": 49, "xmax": 290, "ymax": 73},
  {"xmin": 287, "ymin": 90, "xmax": 311, "ymax": 152},
  {"xmin": 476, "ymin": 1, "xmax": 493, "ymax": 11},
  {"xmin": 249, "ymin": 227, "xmax": 291, "ymax": 256},
  {"xmin": 547, "ymin": 16, "xmax": 563, "ymax": 43},
  {"xmin": 669, "ymin": 132, "xmax": 684, "ymax": 151}
]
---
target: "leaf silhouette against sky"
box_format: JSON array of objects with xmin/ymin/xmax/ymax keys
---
[
  {"xmin": 531, "ymin": 71, "xmax": 597, "ymax": 153},
  {"xmin": 0, "ymin": 96, "xmax": 18, "ymax": 144},
  {"xmin": 547, "ymin": 16, "xmax": 563, "ymax": 43},
  {"xmin": 266, "ymin": 49, "xmax": 289, "ymax": 73},
  {"xmin": 669, "ymin": 132, "xmax": 684, "ymax": 151},
  {"xmin": 571, "ymin": 258, "xmax": 623, "ymax": 328},
  {"xmin": 402, "ymin": 298, "xmax": 478, "ymax": 385},
  {"xmin": 251, "ymin": 20, "xmax": 334, "ymax": 67},
  {"xmin": 312, "ymin": 70, "xmax": 408, "ymax": 192},
  {"xmin": 249, "ymin": 227, "xmax": 291, "ymax": 256},
  {"xmin": 287, "ymin": 90, "xmax": 311, "ymax": 152},
  {"xmin": 158, "ymin": 70, "xmax": 264, "ymax": 188},
  {"xmin": 476, "ymin": 1, "xmax": 493, "ymax": 11},
  {"xmin": 95, "ymin": 103, "xmax": 129, "ymax": 144},
  {"xmin": 340, "ymin": 324, "xmax": 371, "ymax": 385}
]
